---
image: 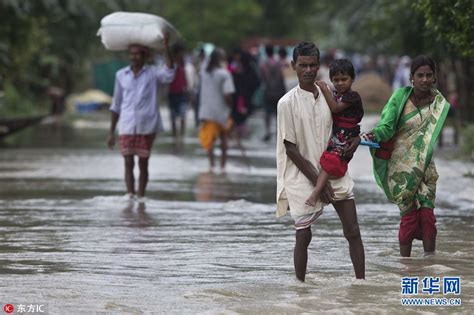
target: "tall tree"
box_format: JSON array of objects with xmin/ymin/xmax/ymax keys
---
[{"xmin": 415, "ymin": 0, "xmax": 474, "ymax": 121}]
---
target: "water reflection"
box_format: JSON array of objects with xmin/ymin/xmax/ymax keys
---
[
  {"xmin": 120, "ymin": 201, "xmax": 155, "ymax": 228},
  {"xmin": 194, "ymin": 171, "xmax": 230, "ymax": 202},
  {"xmin": 0, "ymin": 118, "xmax": 473, "ymax": 313}
]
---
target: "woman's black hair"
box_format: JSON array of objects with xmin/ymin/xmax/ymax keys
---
[
  {"xmin": 410, "ymin": 55, "xmax": 436, "ymax": 76},
  {"xmin": 278, "ymin": 47, "xmax": 288, "ymax": 59},
  {"xmin": 240, "ymin": 51, "xmax": 253, "ymax": 72},
  {"xmin": 206, "ymin": 48, "xmax": 223, "ymax": 73},
  {"xmin": 329, "ymin": 59, "xmax": 355, "ymax": 80}
]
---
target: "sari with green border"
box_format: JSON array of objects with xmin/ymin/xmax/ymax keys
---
[{"xmin": 369, "ymin": 87, "xmax": 450, "ymax": 216}]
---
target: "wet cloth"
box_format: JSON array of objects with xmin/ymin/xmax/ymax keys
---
[
  {"xmin": 294, "ymin": 210, "xmax": 324, "ymax": 230},
  {"xmin": 119, "ymin": 134, "xmax": 155, "ymax": 158},
  {"xmin": 369, "ymin": 87, "xmax": 450, "ymax": 216},
  {"xmin": 399, "ymin": 207, "xmax": 437, "ymax": 245},
  {"xmin": 110, "ymin": 65, "xmax": 176, "ymax": 135},
  {"xmin": 276, "ymin": 85, "xmax": 354, "ymax": 219},
  {"xmin": 198, "ymin": 120, "xmax": 232, "ymax": 150},
  {"xmin": 320, "ymin": 91, "xmax": 363, "ymax": 177}
]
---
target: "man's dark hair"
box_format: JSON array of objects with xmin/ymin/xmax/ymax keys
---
[
  {"xmin": 265, "ymin": 44, "xmax": 274, "ymax": 58},
  {"xmin": 329, "ymin": 59, "xmax": 355, "ymax": 80},
  {"xmin": 128, "ymin": 44, "xmax": 150, "ymax": 58},
  {"xmin": 292, "ymin": 41, "xmax": 320, "ymax": 63},
  {"xmin": 410, "ymin": 55, "xmax": 436, "ymax": 76},
  {"xmin": 206, "ymin": 48, "xmax": 223, "ymax": 73}
]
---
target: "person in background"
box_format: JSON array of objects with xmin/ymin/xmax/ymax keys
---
[
  {"xmin": 260, "ymin": 44, "xmax": 286, "ymax": 142},
  {"xmin": 107, "ymin": 34, "xmax": 175, "ymax": 203},
  {"xmin": 316, "ymin": 52, "xmax": 334, "ymax": 90},
  {"xmin": 168, "ymin": 43, "xmax": 197, "ymax": 144},
  {"xmin": 228, "ymin": 48, "xmax": 260, "ymax": 142},
  {"xmin": 47, "ymin": 86, "xmax": 65, "ymax": 116},
  {"xmin": 278, "ymin": 46, "xmax": 291, "ymax": 70},
  {"xmin": 192, "ymin": 48, "xmax": 206, "ymax": 129},
  {"xmin": 198, "ymin": 48, "xmax": 235, "ymax": 172},
  {"xmin": 278, "ymin": 46, "xmax": 297, "ymax": 91},
  {"xmin": 392, "ymin": 55, "xmax": 411, "ymax": 91}
]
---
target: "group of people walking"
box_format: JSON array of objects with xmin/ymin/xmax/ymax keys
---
[
  {"xmin": 197, "ymin": 44, "xmax": 289, "ymax": 172},
  {"xmin": 106, "ymin": 37, "xmax": 288, "ymax": 196},
  {"xmin": 277, "ymin": 42, "xmax": 449, "ymax": 281},
  {"xmin": 107, "ymin": 36, "xmax": 450, "ymax": 282}
]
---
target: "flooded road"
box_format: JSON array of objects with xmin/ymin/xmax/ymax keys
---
[{"xmin": 0, "ymin": 113, "xmax": 473, "ymax": 314}]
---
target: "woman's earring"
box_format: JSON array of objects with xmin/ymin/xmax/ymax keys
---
[{"xmin": 411, "ymin": 80, "xmax": 414, "ymax": 87}]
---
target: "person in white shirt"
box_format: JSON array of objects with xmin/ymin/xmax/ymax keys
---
[
  {"xmin": 198, "ymin": 48, "xmax": 235, "ymax": 172},
  {"xmin": 392, "ymin": 55, "xmax": 411, "ymax": 91},
  {"xmin": 107, "ymin": 34, "xmax": 175, "ymax": 203},
  {"xmin": 276, "ymin": 41, "xmax": 365, "ymax": 282}
]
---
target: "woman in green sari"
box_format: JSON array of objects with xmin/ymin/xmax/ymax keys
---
[{"xmin": 362, "ymin": 56, "xmax": 450, "ymax": 257}]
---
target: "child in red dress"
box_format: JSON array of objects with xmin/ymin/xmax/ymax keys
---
[{"xmin": 306, "ymin": 59, "xmax": 364, "ymax": 206}]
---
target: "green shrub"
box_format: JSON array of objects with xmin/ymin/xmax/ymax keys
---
[
  {"xmin": 460, "ymin": 124, "xmax": 474, "ymax": 160},
  {"xmin": 0, "ymin": 81, "xmax": 44, "ymax": 118}
]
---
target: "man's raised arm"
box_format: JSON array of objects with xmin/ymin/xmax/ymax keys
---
[{"xmin": 155, "ymin": 32, "xmax": 176, "ymax": 83}]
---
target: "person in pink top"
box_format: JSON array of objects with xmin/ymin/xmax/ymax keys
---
[{"xmin": 168, "ymin": 43, "xmax": 188, "ymax": 141}]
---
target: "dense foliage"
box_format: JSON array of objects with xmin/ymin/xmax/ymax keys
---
[{"xmin": 0, "ymin": 0, "xmax": 472, "ymax": 118}]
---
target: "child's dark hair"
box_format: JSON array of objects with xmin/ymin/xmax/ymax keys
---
[{"xmin": 329, "ymin": 59, "xmax": 355, "ymax": 80}]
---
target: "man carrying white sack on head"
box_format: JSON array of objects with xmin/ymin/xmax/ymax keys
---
[{"xmin": 107, "ymin": 33, "xmax": 175, "ymax": 204}]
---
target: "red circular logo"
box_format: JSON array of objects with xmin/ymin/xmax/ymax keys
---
[{"xmin": 3, "ymin": 304, "xmax": 14, "ymax": 314}]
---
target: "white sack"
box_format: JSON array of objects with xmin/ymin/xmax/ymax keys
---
[{"xmin": 97, "ymin": 12, "xmax": 180, "ymax": 51}]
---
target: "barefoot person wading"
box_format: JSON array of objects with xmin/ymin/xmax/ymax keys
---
[
  {"xmin": 276, "ymin": 42, "xmax": 365, "ymax": 282},
  {"xmin": 107, "ymin": 34, "xmax": 175, "ymax": 203}
]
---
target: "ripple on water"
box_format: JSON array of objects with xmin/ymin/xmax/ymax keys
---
[{"xmin": 1, "ymin": 139, "xmax": 473, "ymax": 313}]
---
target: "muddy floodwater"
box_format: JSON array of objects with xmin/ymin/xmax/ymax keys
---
[{"xmin": 0, "ymin": 113, "xmax": 472, "ymax": 314}]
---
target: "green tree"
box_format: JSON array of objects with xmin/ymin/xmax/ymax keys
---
[
  {"xmin": 416, "ymin": 0, "xmax": 474, "ymax": 57},
  {"xmin": 161, "ymin": 0, "xmax": 262, "ymax": 49},
  {"xmin": 1, "ymin": 0, "xmax": 472, "ymax": 121},
  {"xmin": 0, "ymin": 0, "xmax": 119, "ymax": 116},
  {"xmin": 415, "ymin": 0, "xmax": 474, "ymax": 121},
  {"xmin": 310, "ymin": 0, "xmax": 473, "ymax": 121}
]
